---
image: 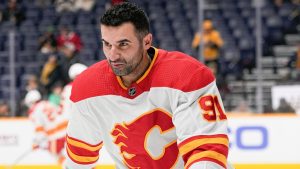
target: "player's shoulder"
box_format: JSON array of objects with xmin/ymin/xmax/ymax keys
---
[
  {"xmin": 70, "ymin": 60, "xmax": 114, "ymax": 102},
  {"xmin": 152, "ymin": 49, "xmax": 215, "ymax": 92}
]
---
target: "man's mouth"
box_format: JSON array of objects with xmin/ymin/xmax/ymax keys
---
[{"xmin": 111, "ymin": 62, "xmax": 125, "ymax": 69}]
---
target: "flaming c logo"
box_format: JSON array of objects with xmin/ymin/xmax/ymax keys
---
[{"xmin": 111, "ymin": 109, "xmax": 179, "ymax": 168}]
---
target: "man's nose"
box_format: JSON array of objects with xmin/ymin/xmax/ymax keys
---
[{"xmin": 108, "ymin": 46, "xmax": 121, "ymax": 61}]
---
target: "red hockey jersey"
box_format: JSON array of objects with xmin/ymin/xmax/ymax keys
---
[{"xmin": 66, "ymin": 47, "xmax": 229, "ymax": 169}]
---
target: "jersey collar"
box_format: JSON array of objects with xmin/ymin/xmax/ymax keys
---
[{"xmin": 117, "ymin": 46, "xmax": 158, "ymax": 90}]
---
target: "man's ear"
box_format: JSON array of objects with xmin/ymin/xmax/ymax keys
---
[{"xmin": 143, "ymin": 33, "xmax": 152, "ymax": 49}]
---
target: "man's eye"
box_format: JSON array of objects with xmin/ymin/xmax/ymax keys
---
[
  {"xmin": 103, "ymin": 42, "xmax": 111, "ymax": 48},
  {"xmin": 120, "ymin": 42, "xmax": 128, "ymax": 47}
]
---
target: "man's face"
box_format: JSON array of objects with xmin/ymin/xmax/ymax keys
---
[{"xmin": 101, "ymin": 23, "xmax": 145, "ymax": 76}]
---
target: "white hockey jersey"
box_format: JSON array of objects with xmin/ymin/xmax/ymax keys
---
[
  {"xmin": 29, "ymin": 100, "xmax": 67, "ymax": 156},
  {"xmin": 66, "ymin": 47, "xmax": 229, "ymax": 169}
]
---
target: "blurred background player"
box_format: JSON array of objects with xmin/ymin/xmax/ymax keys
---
[
  {"xmin": 24, "ymin": 63, "xmax": 87, "ymax": 167},
  {"xmin": 61, "ymin": 63, "xmax": 87, "ymax": 116},
  {"xmin": 24, "ymin": 89, "xmax": 67, "ymax": 166}
]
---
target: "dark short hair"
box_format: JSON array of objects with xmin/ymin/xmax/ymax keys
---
[{"xmin": 100, "ymin": 2, "xmax": 150, "ymax": 37}]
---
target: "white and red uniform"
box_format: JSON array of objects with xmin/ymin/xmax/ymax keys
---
[
  {"xmin": 28, "ymin": 100, "xmax": 68, "ymax": 161},
  {"xmin": 61, "ymin": 63, "xmax": 87, "ymax": 118},
  {"xmin": 66, "ymin": 47, "xmax": 229, "ymax": 169}
]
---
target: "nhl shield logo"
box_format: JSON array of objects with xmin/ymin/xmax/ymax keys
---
[{"xmin": 128, "ymin": 87, "xmax": 136, "ymax": 96}]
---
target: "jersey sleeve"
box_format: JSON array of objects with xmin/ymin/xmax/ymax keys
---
[
  {"xmin": 173, "ymin": 68, "xmax": 229, "ymax": 169},
  {"xmin": 65, "ymin": 100, "xmax": 103, "ymax": 169}
]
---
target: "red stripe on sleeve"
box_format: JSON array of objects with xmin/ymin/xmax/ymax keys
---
[
  {"xmin": 181, "ymin": 144, "xmax": 228, "ymax": 163},
  {"xmin": 66, "ymin": 135, "xmax": 103, "ymax": 147},
  {"xmin": 67, "ymin": 142, "xmax": 100, "ymax": 157}
]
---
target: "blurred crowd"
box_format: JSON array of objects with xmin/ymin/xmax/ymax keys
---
[
  {"xmin": 0, "ymin": 0, "xmax": 127, "ymax": 117},
  {"xmin": 16, "ymin": 22, "xmax": 84, "ymax": 117}
]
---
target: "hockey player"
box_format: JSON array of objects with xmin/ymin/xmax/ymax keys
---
[
  {"xmin": 61, "ymin": 63, "xmax": 87, "ymax": 117},
  {"xmin": 25, "ymin": 89, "xmax": 67, "ymax": 165},
  {"xmin": 66, "ymin": 2, "xmax": 231, "ymax": 169}
]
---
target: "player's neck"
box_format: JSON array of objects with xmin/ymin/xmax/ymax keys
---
[{"xmin": 121, "ymin": 53, "xmax": 151, "ymax": 87}]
